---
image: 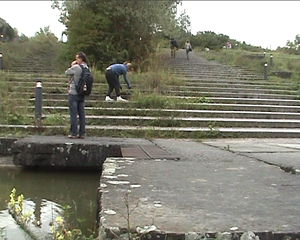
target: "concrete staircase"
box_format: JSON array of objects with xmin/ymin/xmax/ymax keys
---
[
  {"xmin": 6, "ymin": 43, "xmax": 58, "ymax": 73},
  {"xmin": 1, "ymin": 49, "xmax": 299, "ymax": 138}
]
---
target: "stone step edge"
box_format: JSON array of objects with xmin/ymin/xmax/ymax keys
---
[
  {"xmin": 24, "ymin": 97, "xmax": 300, "ymax": 105},
  {"xmin": 24, "ymin": 114, "xmax": 300, "ymax": 123},
  {"xmin": 5, "ymin": 78, "xmax": 295, "ymax": 86},
  {"xmin": 7, "ymin": 76, "xmax": 294, "ymax": 86},
  {"xmin": 21, "ymin": 106, "xmax": 300, "ymax": 116},
  {"xmin": 26, "ymin": 99, "xmax": 300, "ymax": 108},
  {"xmin": 21, "ymin": 92, "xmax": 299, "ymax": 99},
  {"xmin": 13, "ymin": 87, "xmax": 299, "ymax": 95},
  {"xmin": 0, "ymin": 124, "xmax": 299, "ymax": 133}
]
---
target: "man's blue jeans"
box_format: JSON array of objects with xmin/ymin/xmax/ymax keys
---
[{"xmin": 69, "ymin": 94, "xmax": 85, "ymax": 136}]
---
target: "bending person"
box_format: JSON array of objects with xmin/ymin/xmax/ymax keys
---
[{"xmin": 105, "ymin": 62, "xmax": 132, "ymax": 102}]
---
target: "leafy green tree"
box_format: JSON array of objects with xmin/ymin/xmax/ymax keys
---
[
  {"xmin": 276, "ymin": 34, "xmax": 300, "ymax": 54},
  {"xmin": 285, "ymin": 34, "xmax": 300, "ymax": 50},
  {"xmin": 33, "ymin": 26, "xmax": 58, "ymax": 44},
  {"xmin": 191, "ymin": 31, "xmax": 230, "ymax": 50},
  {"xmin": 0, "ymin": 18, "xmax": 16, "ymax": 42},
  {"xmin": 52, "ymin": 0, "xmax": 181, "ymax": 70}
]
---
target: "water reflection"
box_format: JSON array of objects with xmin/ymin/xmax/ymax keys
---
[
  {"xmin": 0, "ymin": 199, "xmax": 62, "ymax": 240},
  {"xmin": 0, "ymin": 167, "xmax": 101, "ymax": 238}
]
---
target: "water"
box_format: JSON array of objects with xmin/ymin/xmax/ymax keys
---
[{"xmin": 0, "ymin": 166, "xmax": 101, "ymax": 239}]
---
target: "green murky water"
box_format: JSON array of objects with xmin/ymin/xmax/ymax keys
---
[{"xmin": 0, "ymin": 166, "xmax": 101, "ymax": 239}]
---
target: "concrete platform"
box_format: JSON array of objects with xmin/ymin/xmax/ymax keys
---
[
  {"xmin": 99, "ymin": 138, "xmax": 300, "ymax": 239},
  {"xmin": 1, "ymin": 136, "xmax": 299, "ymax": 239},
  {"xmin": 121, "ymin": 144, "xmax": 180, "ymax": 160},
  {"xmin": 0, "ymin": 136, "xmax": 180, "ymax": 169}
]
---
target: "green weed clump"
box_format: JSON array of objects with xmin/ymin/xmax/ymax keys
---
[
  {"xmin": 7, "ymin": 188, "xmax": 97, "ymax": 240},
  {"xmin": 132, "ymin": 52, "xmax": 181, "ymax": 93},
  {"xmin": 42, "ymin": 113, "xmax": 68, "ymax": 126},
  {"xmin": 0, "ymin": 72, "xmax": 32, "ymax": 125}
]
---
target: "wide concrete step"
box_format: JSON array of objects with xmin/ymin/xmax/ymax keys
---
[
  {"xmin": 21, "ymin": 90, "xmax": 298, "ymax": 100},
  {"xmin": 180, "ymin": 76, "xmax": 293, "ymax": 84},
  {"xmin": 8, "ymin": 77, "xmax": 290, "ymax": 90},
  {"xmin": 10, "ymin": 80, "xmax": 297, "ymax": 90},
  {"xmin": 26, "ymin": 95, "xmax": 300, "ymax": 107},
  {"xmin": 199, "ymin": 97, "xmax": 300, "ymax": 106},
  {"xmin": 183, "ymin": 82, "xmax": 297, "ymax": 90},
  {"xmin": 0, "ymin": 124, "xmax": 299, "ymax": 138},
  {"xmin": 15, "ymin": 85, "xmax": 297, "ymax": 97},
  {"xmin": 180, "ymin": 86, "xmax": 297, "ymax": 95},
  {"xmin": 5, "ymin": 74, "xmax": 297, "ymax": 93},
  {"xmin": 174, "ymin": 73, "xmax": 261, "ymax": 80},
  {"xmin": 24, "ymin": 106, "xmax": 300, "ymax": 120},
  {"xmin": 27, "ymin": 98, "xmax": 300, "ymax": 112},
  {"xmin": 3, "ymin": 75, "xmax": 68, "ymax": 82},
  {"xmin": 10, "ymin": 68, "xmax": 55, "ymax": 73},
  {"xmin": 170, "ymin": 91, "xmax": 297, "ymax": 99},
  {"xmin": 171, "ymin": 67, "xmax": 260, "ymax": 74},
  {"xmin": 5, "ymin": 73, "xmax": 295, "ymax": 89},
  {"xmin": 37, "ymin": 114, "xmax": 300, "ymax": 128},
  {"xmin": 195, "ymin": 103, "xmax": 300, "ymax": 112}
]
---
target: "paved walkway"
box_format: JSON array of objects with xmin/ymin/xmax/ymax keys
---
[
  {"xmin": 100, "ymin": 138, "xmax": 300, "ymax": 237},
  {"xmin": 1, "ymin": 137, "xmax": 299, "ymax": 238}
]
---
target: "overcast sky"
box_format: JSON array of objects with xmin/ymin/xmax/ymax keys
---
[
  {"xmin": 1, "ymin": 1, "xmax": 65, "ymax": 39},
  {"xmin": 1, "ymin": 1, "xmax": 299, "ymax": 50},
  {"xmin": 178, "ymin": 1, "xmax": 299, "ymax": 49}
]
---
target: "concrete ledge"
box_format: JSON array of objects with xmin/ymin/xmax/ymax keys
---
[
  {"xmin": 99, "ymin": 229, "xmax": 299, "ymax": 240},
  {"xmin": 0, "ymin": 138, "xmax": 17, "ymax": 156},
  {"xmin": 272, "ymin": 71, "xmax": 292, "ymax": 79},
  {"xmin": 1, "ymin": 136, "xmax": 178, "ymax": 169},
  {"xmin": 10, "ymin": 136, "xmax": 125, "ymax": 169}
]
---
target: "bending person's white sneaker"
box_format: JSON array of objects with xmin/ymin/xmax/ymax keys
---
[
  {"xmin": 105, "ymin": 96, "xmax": 114, "ymax": 102},
  {"xmin": 117, "ymin": 96, "xmax": 128, "ymax": 102}
]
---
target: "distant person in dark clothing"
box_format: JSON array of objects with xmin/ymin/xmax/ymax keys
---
[
  {"xmin": 170, "ymin": 38, "xmax": 178, "ymax": 58},
  {"xmin": 105, "ymin": 62, "xmax": 132, "ymax": 102}
]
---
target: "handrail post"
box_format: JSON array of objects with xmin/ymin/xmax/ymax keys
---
[
  {"xmin": 264, "ymin": 62, "xmax": 268, "ymax": 80},
  {"xmin": 35, "ymin": 81, "xmax": 42, "ymax": 123},
  {"xmin": 270, "ymin": 54, "xmax": 273, "ymax": 66},
  {"xmin": 0, "ymin": 34, "xmax": 3, "ymax": 71}
]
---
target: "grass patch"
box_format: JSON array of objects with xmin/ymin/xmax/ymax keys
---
[
  {"xmin": 200, "ymin": 49, "xmax": 299, "ymax": 91},
  {"xmin": 42, "ymin": 113, "xmax": 68, "ymax": 126},
  {"xmin": 130, "ymin": 92, "xmax": 180, "ymax": 109}
]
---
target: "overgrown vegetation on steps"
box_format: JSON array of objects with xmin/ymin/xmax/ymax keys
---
[
  {"xmin": 200, "ymin": 49, "xmax": 299, "ymax": 90},
  {"xmin": 0, "ymin": 42, "xmax": 299, "ymax": 138}
]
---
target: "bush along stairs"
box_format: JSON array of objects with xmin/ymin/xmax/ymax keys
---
[{"xmin": 0, "ymin": 49, "xmax": 299, "ymax": 138}]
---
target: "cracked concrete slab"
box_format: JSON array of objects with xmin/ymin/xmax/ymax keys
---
[{"xmin": 99, "ymin": 138, "xmax": 300, "ymax": 237}]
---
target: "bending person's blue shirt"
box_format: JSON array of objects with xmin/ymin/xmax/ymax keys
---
[{"xmin": 108, "ymin": 63, "xmax": 131, "ymax": 88}]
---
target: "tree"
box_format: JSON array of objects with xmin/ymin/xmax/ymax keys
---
[
  {"xmin": 191, "ymin": 31, "xmax": 230, "ymax": 50},
  {"xmin": 0, "ymin": 18, "xmax": 16, "ymax": 42},
  {"xmin": 52, "ymin": 0, "xmax": 181, "ymax": 69}
]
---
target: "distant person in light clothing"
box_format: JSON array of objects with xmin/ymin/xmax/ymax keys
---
[{"xmin": 185, "ymin": 40, "xmax": 192, "ymax": 60}]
